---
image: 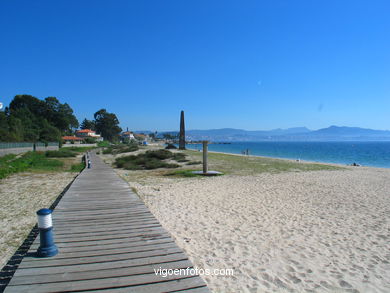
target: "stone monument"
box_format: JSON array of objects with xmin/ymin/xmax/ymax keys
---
[{"xmin": 179, "ymin": 110, "xmax": 186, "ymax": 150}]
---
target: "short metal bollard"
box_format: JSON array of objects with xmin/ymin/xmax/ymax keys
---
[
  {"xmin": 36, "ymin": 209, "xmax": 58, "ymax": 257},
  {"xmin": 88, "ymin": 160, "xmax": 91, "ymax": 168}
]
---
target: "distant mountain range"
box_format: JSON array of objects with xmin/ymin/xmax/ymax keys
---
[{"xmin": 182, "ymin": 126, "xmax": 390, "ymax": 141}]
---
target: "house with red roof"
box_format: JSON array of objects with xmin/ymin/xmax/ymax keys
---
[
  {"xmin": 121, "ymin": 131, "xmax": 135, "ymax": 140},
  {"xmin": 75, "ymin": 129, "xmax": 103, "ymax": 141},
  {"xmin": 62, "ymin": 136, "xmax": 84, "ymax": 144}
]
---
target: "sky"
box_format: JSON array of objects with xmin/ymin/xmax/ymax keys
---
[{"xmin": 0, "ymin": 0, "xmax": 389, "ymax": 131}]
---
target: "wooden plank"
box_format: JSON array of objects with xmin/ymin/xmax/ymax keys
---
[
  {"xmin": 30, "ymin": 233, "xmax": 171, "ymax": 249},
  {"xmin": 52, "ymin": 221, "xmax": 160, "ymax": 235},
  {"xmin": 14, "ymin": 253, "xmax": 189, "ymax": 276},
  {"xmin": 17, "ymin": 247, "xmax": 183, "ymax": 268},
  {"xmin": 30, "ymin": 237, "xmax": 173, "ymax": 254},
  {"xmin": 23, "ymin": 242, "xmax": 178, "ymax": 261},
  {"xmin": 10, "ymin": 260, "xmax": 194, "ymax": 285},
  {"xmin": 30, "ymin": 235, "xmax": 171, "ymax": 250},
  {"xmin": 4, "ymin": 152, "xmax": 208, "ymax": 293},
  {"xmin": 52, "ymin": 224, "xmax": 163, "ymax": 239},
  {"xmin": 5, "ymin": 274, "xmax": 203, "ymax": 293},
  {"xmin": 90, "ymin": 279, "xmax": 208, "ymax": 293},
  {"xmin": 50, "ymin": 228, "xmax": 168, "ymax": 243}
]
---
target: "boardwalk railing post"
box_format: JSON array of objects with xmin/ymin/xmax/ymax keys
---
[{"xmin": 36, "ymin": 208, "xmax": 58, "ymax": 257}]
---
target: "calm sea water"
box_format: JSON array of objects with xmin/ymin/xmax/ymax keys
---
[{"xmin": 186, "ymin": 142, "xmax": 390, "ymax": 168}]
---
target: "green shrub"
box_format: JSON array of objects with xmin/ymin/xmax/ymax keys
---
[
  {"xmin": 116, "ymin": 144, "xmax": 139, "ymax": 153},
  {"xmin": 144, "ymin": 158, "xmax": 178, "ymax": 170},
  {"xmin": 65, "ymin": 146, "xmax": 95, "ymax": 152},
  {"xmin": 97, "ymin": 141, "xmax": 110, "ymax": 147},
  {"xmin": 145, "ymin": 149, "xmax": 173, "ymax": 160},
  {"xmin": 172, "ymin": 153, "xmax": 187, "ymax": 162},
  {"xmin": 46, "ymin": 149, "xmax": 76, "ymax": 157},
  {"xmin": 69, "ymin": 162, "xmax": 85, "ymax": 172},
  {"xmin": 102, "ymin": 148, "xmax": 113, "ymax": 154},
  {"xmin": 122, "ymin": 161, "xmax": 142, "ymax": 170},
  {"xmin": 114, "ymin": 149, "xmax": 179, "ymax": 170},
  {"xmin": 84, "ymin": 137, "xmax": 96, "ymax": 144}
]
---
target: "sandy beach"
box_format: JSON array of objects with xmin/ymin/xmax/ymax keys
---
[
  {"xmin": 110, "ymin": 151, "xmax": 390, "ymax": 293},
  {"xmin": 0, "ymin": 172, "xmax": 77, "ymax": 269}
]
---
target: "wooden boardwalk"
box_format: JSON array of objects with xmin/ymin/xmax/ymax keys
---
[{"xmin": 4, "ymin": 153, "xmax": 209, "ymax": 293}]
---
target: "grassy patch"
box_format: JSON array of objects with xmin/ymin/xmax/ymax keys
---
[
  {"xmin": 172, "ymin": 153, "xmax": 188, "ymax": 162},
  {"xmin": 102, "ymin": 148, "xmax": 113, "ymax": 154},
  {"xmin": 46, "ymin": 149, "xmax": 77, "ymax": 157},
  {"xmin": 165, "ymin": 170, "xmax": 199, "ymax": 177},
  {"xmin": 115, "ymin": 149, "xmax": 180, "ymax": 170},
  {"xmin": 69, "ymin": 162, "xmax": 85, "ymax": 172},
  {"xmin": 0, "ymin": 152, "xmax": 65, "ymax": 179},
  {"xmin": 97, "ymin": 141, "xmax": 110, "ymax": 147},
  {"xmin": 103, "ymin": 143, "xmax": 139, "ymax": 155},
  {"xmin": 63, "ymin": 146, "xmax": 95, "ymax": 152},
  {"xmin": 117, "ymin": 144, "xmax": 139, "ymax": 153},
  {"xmin": 184, "ymin": 150, "xmax": 344, "ymax": 175}
]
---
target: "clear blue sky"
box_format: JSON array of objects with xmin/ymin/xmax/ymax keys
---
[{"xmin": 0, "ymin": 0, "xmax": 389, "ymax": 131}]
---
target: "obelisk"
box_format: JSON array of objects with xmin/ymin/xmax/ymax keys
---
[{"xmin": 179, "ymin": 110, "xmax": 186, "ymax": 150}]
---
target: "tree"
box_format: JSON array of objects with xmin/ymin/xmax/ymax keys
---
[
  {"xmin": 44, "ymin": 97, "xmax": 79, "ymax": 134},
  {"xmin": 2, "ymin": 94, "xmax": 79, "ymax": 142},
  {"xmin": 39, "ymin": 119, "xmax": 61, "ymax": 142},
  {"xmin": 80, "ymin": 118, "xmax": 96, "ymax": 130},
  {"xmin": 94, "ymin": 109, "xmax": 122, "ymax": 142},
  {"xmin": 7, "ymin": 116, "xmax": 25, "ymax": 142},
  {"xmin": 0, "ymin": 111, "xmax": 11, "ymax": 141}
]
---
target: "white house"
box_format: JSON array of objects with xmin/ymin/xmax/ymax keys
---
[{"xmin": 75, "ymin": 129, "xmax": 103, "ymax": 141}]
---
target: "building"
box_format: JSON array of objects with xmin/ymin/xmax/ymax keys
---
[
  {"xmin": 75, "ymin": 129, "xmax": 103, "ymax": 141},
  {"xmin": 134, "ymin": 133, "xmax": 147, "ymax": 141},
  {"xmin": 121, "ymin": 131, "xmax": 135, "ymax": 141},
  {"xmin": 62, "ymin": 136, "xmax": 83, "ymax": 144}
]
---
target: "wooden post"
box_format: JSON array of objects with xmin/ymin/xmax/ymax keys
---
[{"xmin": 202, "ymin": 141, "xmax": 208, "ymax": 174}]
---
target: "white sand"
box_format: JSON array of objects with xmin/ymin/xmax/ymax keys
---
[
  {"xmin": 119, "ymin": 167, "xmax": 390, "ymax": 292},
  {"xmin": 0, "ymin": 172, "xmax": 77, "ymax": 269}
]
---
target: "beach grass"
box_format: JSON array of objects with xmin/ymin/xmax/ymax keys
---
[
  {"xmin": 62, "ymin": 146, "xmax": 96, "ymax": 152},
  {"xmin": 0, "ymin": 152, "xmax": 64, "ymax": 179},
  {"xmin": 46, "ymin": 148, "xmax": 77, "ymax": 158},
  {"xmin": 183, "ymin": 150, "xmax": 344, "ymax": 175},
  {"xmin": 69, "ymin": 162, "xmax": 85, "ymax": 172},
  {"xmin": 0, "ymin": 148, "xmax": 89, "ymax": 179},
  {"xmin": 103, "ymin": 147, "xmax": 344, "ymax": 183},
  {"xmin": 115, "ymin": 149, "xmax": 180, "ymax": 170}
]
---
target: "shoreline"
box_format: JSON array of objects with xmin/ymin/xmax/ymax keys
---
[{"xmin": 185, "ymin": 147, "xmax": 389, "ymax": 171}]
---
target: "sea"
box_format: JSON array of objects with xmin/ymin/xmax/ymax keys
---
[{"xmin": 185, "ymin": 141, "xmax": 390, "ymax": 168}]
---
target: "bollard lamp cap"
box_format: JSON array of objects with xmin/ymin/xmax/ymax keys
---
[{"xmin": 37, "ymin": 208, "xmax": 52, "ymax": 215}]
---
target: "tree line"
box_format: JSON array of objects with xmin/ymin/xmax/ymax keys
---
[{"xmin": 0, "ymin": 95, "xmax": 122, "ymax": 142}]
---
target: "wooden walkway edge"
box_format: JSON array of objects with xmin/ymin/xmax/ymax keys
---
[{"xmin": 4, "ymin": 152, "xmax": 209, "ymax": 293}]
